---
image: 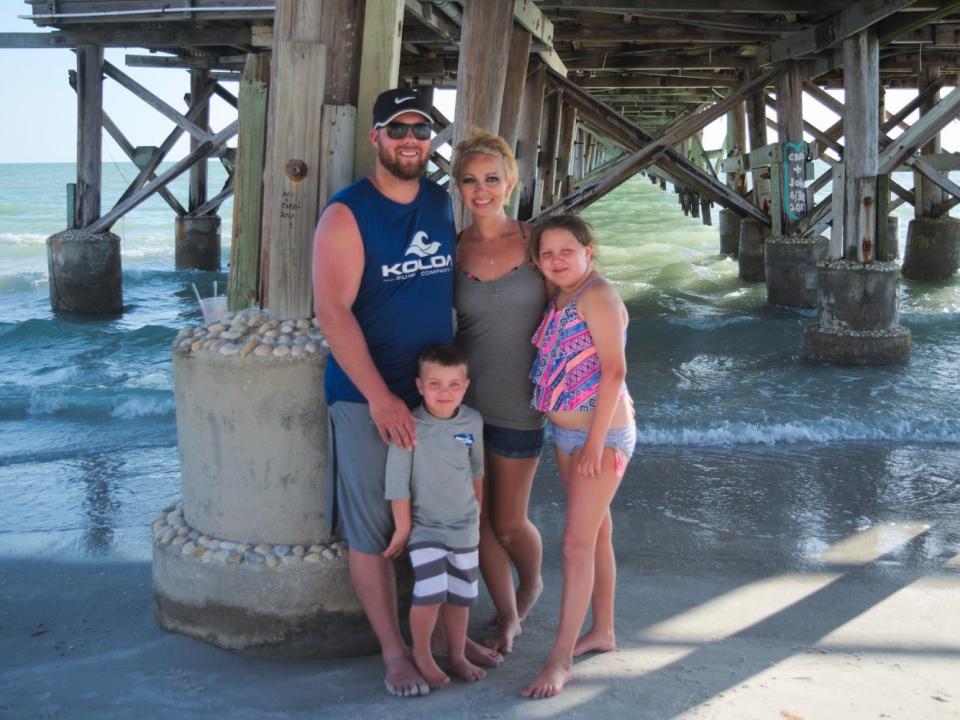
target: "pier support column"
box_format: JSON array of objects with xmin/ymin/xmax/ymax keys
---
[
  {"xmin": 176, "ymin": 216, "xmax": 222, "ymax": 271},
  {"xmin": 47, "ymin": 230, "xmax": 122, "ymax": 315},
  {"xmin": 902, "ymin": 216, "xmax": 960, "ymax": 280},
  {"xmin": 49, "ymin": 45, "xmax": 123, "ymax": 315},
  {"xmin": 803, "ymin": 30, "xmax": 910, "ymax": 365},
  {"xmin": 155, "ymin": 313, "xmax": 378, "ymax": 657},
  {"xmin": 901, "ymin": 64, "xmax": 960, "ymax": 280},
  {"xmin": 719, "ymin": 209, "xmax": 741, "ymax": 256},
  {"xmin": 738, "ymin": 218, "xmax": 767, "ymax": 281},
  {"xmin": 517, "ymin": 62, "xmax": 546, "ymax": 220},
  {"xmin": 765, "ymin": 235, "xmax": 828, "ymax": 307},
  {"xmin": 176, "ymin": 69, "xmax": 222, "ymax": 271}
]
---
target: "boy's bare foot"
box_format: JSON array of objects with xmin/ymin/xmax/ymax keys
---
[
  {"xmin": 411, "ymin": 648, "xmax": 450, "ymax": 690},
  {"xmin": 521, "ymin": 658, "xmax": 572, "ymax": 699},
  {"xmin": 465, "ymin": 637, "xmax": 503, "ymax": 666},
  {"xmin": 573, "ymin": 628, "xmax": 616, "ymax": 657},
  {"xmin": 483, "ymin": 616, "xmax": 522, "ymax": 654},
  {"xmin": 384, "ymin": 653, "xmax": 431, "ymax": 697},
  {"xmin": 516, "ymin": 576, "xmax": 543, "ymax": 620},
  {"xmin": 448, "ymin": 656, "xmax": 486, "ymax": 682}
]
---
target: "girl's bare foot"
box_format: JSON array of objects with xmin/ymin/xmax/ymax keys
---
[
  {"xmin": 465, "ymin": 637, "xmax": 504, "ymax": 667},
  {"xmin": 448, "ymin": 656, "xmax": 486, "ymax": 682},
  {"xmin": 484, "ymin": 616, "xmax": 522, "ymax": 654},
  {"xmin": 573, "ymin": 628, "xmax": 616, "ymax": 657},
  {"xmin": 516, "ymin": 576, "xmax": 543, "ymax": 620},
  {"xmin": 521, "ymin": 658, "xmax": 572, "ymax": 699},
  {"xmin": 411, "ymin": 648, "xmax": 450, "ymax": 689}
]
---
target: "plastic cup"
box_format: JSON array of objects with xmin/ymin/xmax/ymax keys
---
[{"xmin": 199, "ymin": 296, "xmax": 228, "ymax": 324}]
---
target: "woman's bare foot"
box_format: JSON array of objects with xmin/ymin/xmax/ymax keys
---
[
  {"xmin": 516, "ymin": 576, "xmax": 543, "ymax": 620},
  {"xmin": 521, "ymin": 658, "xmax": 572, "ymax": 699},
  {"xmin": 411, "ymin": 648, "xmax": 450, "ymax": 689},
  {"xmin": 384, "ymin": 653, "xmax": 431, "ymax": 697},
  {"xmin": 573, "ymin": 628, "xmax": 616, "ymax": 657},
  {"xmin": 448, "ymin": 656, "xmax": 487, "ymax": 682},
  {"xmin": 465, "ymin": 636, "xmax": 504, "ymax": 666},
  {"xmin": 484, "ymin": 616, "xmax": 522, "ymax": 654}
]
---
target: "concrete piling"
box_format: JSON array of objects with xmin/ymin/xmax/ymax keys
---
[
  {"xmin": 719, "ymin": 208, "xmax": 741, "ymax": 256},
  {"xmin": 901, "ymin": 216, "xmax": 960, "ymax": 280},
  {"xmin": 175, "ymin": 215, "xmax": 222, "ymax": 271},
  {"xmin": 803, "ymin": 260, "xmax": 911, "ymax": 365},
  {"xmin": 46, "ymin": 229, "xmax": 122, "ymax": 314},
  {"xmin": 765, "ymin": 235, "xmax": 828, "ymax": 308},
  {"xmin": 738, "ymin": 217, "xmax": 767, "ymax": 281}
]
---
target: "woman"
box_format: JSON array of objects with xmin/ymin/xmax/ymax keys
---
[
  {"xmin": 452, "ymin": 128, "xmax": 548, "ymax": 654},
  {"xmin": 522, "ymin": 214, "xmax": 634, "ymax": 699}
]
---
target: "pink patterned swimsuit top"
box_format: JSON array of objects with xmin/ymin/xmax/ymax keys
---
[{"xmin": 529, "ymin": 276, "xmax": 626, "ymax": 413}]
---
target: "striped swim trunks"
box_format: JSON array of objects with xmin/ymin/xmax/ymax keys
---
[{"xmin": 408, "ymin": 543, "xmax": 480, "ymax": 607}]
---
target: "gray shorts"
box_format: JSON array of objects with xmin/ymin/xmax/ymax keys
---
[{"xmin": 327, "ymin": 401, "xmax": 392, "ymax": 555}]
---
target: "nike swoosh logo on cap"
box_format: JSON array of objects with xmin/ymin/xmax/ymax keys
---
[{"xmin": 394, "ymin": 96, "xmax": 416, "ymax": 104}]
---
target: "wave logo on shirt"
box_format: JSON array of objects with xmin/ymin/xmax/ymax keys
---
[
  {"xmin": 454, "ymin": 433, "xmax": 475, "ymax": 448},
  {"xmin": 405, "ymin": 231, "xmax": 441, "ymax": 257},
  {"xmin": 381, "ymin": 230, "xmax": 452, "ymax": 281}
]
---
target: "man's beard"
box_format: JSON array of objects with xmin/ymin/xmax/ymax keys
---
[{"xmin": 378, "ymin": 143, "xmax": 427, "ymax": 181}]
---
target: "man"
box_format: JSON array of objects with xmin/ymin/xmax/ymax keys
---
[{"xmin": 313, "ymin": 88, "xmax": 499, "ymax": 698}]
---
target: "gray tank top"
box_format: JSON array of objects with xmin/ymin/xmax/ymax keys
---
[{"xmin": 455, "ymin": 251, "xmax": 548, "ymax": 431}]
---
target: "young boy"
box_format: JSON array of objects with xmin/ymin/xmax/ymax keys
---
[{"xmin": 382, "ymin": 344, "xmax": 487, "ymax": 688}]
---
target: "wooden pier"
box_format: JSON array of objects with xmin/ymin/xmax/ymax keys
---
[{"xmin": 6, "ymin": 0, "xmax": 960, "ymax": 359}]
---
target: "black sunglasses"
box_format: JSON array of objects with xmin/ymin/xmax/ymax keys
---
[{"xmin": 384, "ymin": 122, "xmax": 432, "ymax": 140}]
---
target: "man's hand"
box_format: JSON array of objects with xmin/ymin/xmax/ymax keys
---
[
  {"xmin": 382, "ymin": 528, "xmax": 410, "ymax": 558},
  {"xmin": 370, "ymin": 393, "xmax": 417, "ymax": 449}
]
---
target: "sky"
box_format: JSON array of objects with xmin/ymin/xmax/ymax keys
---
[{"xmin": 0, "ymin": 7, "xmax": 956, "ymax": 164}]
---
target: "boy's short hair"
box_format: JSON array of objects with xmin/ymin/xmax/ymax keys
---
[{"xmin": 418, "ymin": 343, "xmax": 468, "ymax": 373}]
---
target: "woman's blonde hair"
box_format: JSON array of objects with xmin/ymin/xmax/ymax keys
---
[{"xmin": 451, "ymin": 127, "xmax": 518, "ymax": 191}]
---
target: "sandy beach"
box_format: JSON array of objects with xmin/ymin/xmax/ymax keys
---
[{"xmin": 3, "ymin": 445, "xmax": 958, "ymax": 720}]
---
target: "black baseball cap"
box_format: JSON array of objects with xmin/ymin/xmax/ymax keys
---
[{"xmin": 372, "ymin": 88, "xmax": 433, "ymax": 129}]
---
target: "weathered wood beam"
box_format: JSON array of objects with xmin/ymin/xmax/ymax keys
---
[
  {"xmin": 758, "ymin": 0, "xmax": 917, "ymax": 66},
  {"xmin": 539, "ymin": 64, "xmax": 787, "ymax": 219},
  {"xmin": 499, "ymin": 25, "xmax": 533, "ymax": 152},
  {"xmin": 554, "ymin": 68, "xmax": 766, "ymax": 222},
  {"xmin": 843, "ymin": 30, "xmax": 879, "ymax": 261},
  {"xmin": 537, "ymin": 1, "xmax": 848, "ymax": 11},
  {"xmin": 124, "ymin": 54, "xmax": 246, "ymax": 70},
  {"xmin": 517, "ymin": 63, "xmax": 547, "ymax": 220},
  {"xmin": 876, "ymin": 1, "xmax": 960, "ymax": 44},
  {"xmin": 878, "ymin": 85, "xmax": 960, "ymax": 174},
  {"xmin": 228, "ymin": 53, "xmax": 270, "ymax": 312},
  {"xmin": 102, "ymin": 60, "xmax": 211, "ymax": 142},
  {"xmin": 355, "ymin": 0, "xmax": 404, "ymax": 179},
  {"xmin": 189, "ymin": 70, "xmax": 212, "ymax": 213},
  {"xmin": 191, "ymin": 186, "xmax": 234, "ymax": 218},
  {"xmin": 573, "ymin": 74, "xmax": 735, "ymax": 89},
  {"xmin": 563, "ymin": 52, "xmax": 751, "ymax": 71},
  {"xmin": 402, "ymin": 0, "xmax": 460, "ymax": 45},
  {"xmin": 0, "ymin": 28, "xmax": 253, "ymax": 48},
  {"xmin": 76, "ymin": 45, "xmax": 102, "ymax": 228},
  {"xmin": 115, "ymin": 82, "xmax": 218, "ymax": 207},
  {"xmin": 88, "ymin": 121, "xmax": 238, "ymax": 235}
]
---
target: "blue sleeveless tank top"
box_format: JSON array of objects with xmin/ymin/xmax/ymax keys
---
[{"xmin": 323, "ymin": 177, "xmax": 455, "ymax": 406}]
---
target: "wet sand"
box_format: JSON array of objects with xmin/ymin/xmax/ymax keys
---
[{"xmin": 2, "ymin": 443, "xmax": 959, "ymax": 719}]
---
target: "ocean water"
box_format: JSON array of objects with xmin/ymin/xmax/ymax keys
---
[{"xmin": 1, "ymin": 162, "xmax": 958, "ymax": 568}]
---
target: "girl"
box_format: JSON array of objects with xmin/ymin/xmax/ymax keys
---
[{"xmin": 522, "ymin": 214, "xmax": 635, "ymax": 699}]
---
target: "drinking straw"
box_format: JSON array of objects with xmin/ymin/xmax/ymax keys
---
[{"xmin": 192, "ymin": 283, "xmax": 203, "ymax": 305}]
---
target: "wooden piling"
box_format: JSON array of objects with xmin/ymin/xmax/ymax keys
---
[
  {"xmin": 517, "ymin": 62, "xmax": 546, "ymax": 220},
  {"xmin": 75, "ymin": 44, "xmax": 102, "ymax": 228},
  {"xmin": 353, "ymin": 0, "xmax": 403, "ymax": 179},
  {"xmin": 228, "ymin": 53, "xmax": 270, "ymax": 312}
]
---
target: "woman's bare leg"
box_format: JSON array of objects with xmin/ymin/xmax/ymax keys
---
[
  {"xmin": 522, "ymin": 447, "xmax": 623, "ymax": 699},
  {"xmin": 488, "ymin": 453, "xmax": 544, "ymax": 621}
]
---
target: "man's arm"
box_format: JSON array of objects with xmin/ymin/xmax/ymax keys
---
[{"xmin": 312, "ymin": 203, "xmax": 416, "ymax": 449}]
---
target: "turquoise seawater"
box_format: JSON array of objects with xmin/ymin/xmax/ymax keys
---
[{"xmin": 1, "ymin": 162, "xmax": 959, "ymax": 563}]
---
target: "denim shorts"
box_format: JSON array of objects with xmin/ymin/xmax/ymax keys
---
[{"xmin": 483, "ymin": 423, "xmax": 545, "ymax": 459}]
